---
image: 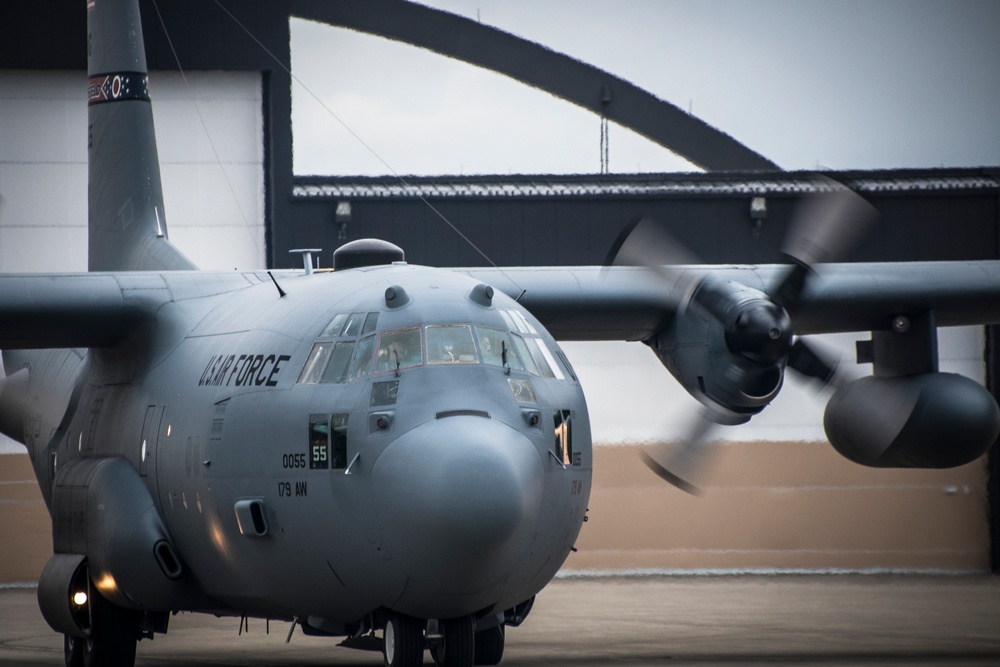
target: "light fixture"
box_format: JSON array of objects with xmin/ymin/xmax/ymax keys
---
[
  {"xmin": 750, "ymin": 196, "xmax": 767, "ymax": 235},
  {"xmin": 335, "ymin": 201, "xmax": 351, "ymax": 241},
  {"xmin": 72, "ymin": 591, "xmax": 88, "ymax": 606},
  {"xmin": 335, "ymin": 200, "xmax": 352, "ymax": 222}
]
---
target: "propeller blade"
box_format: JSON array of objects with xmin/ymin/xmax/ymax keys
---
[
  {"xmin": 781, "ymin": 176, "xmax": 879, "ymax": 269},
  {"xmin": 787, "ymin": 338, "xmax": 840, "ymax": 390},
  {"xmin": 604, "ymin": 216, "xmax": 702, "ymax": 309},
  {"xmin": 640, "ymin": 406, "xmax": 727, "ymax": 495},
  {"xmin": 774, "ymin": 177, "xmax": 878, "ymax": 307},
  {"xmin": 604, "ymin": 215, "xmax": 700, "ymax": 269}
]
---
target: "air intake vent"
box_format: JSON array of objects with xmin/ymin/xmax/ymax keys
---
[
  {"xmin": 436, "ymin": 409, "xmax": 490, "ymax": 420},
  {"xmin": 153, "ymin": 540, "xmax": 183, "ymax": 579},
  {"xmin": 234, "ymin": 498, "xmax": 269, "ymax": 537}
]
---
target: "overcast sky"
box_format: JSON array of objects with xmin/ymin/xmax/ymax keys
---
[{"xmin": 290, "ymin": 0, "xmax": 1000, "ymax": 176}]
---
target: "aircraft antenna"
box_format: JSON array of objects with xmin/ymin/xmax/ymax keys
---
[
  {"xmin": 150, "ymin": 0, "xmax": 265, "ymax": 268},
  {"xmin": 210, "ymin": 0, "xmax": 527, "ymax": 295}
]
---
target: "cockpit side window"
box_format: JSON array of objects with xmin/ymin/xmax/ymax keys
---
[
  {"xmin": 341, "ymin": 312, "xmax": 367, "ymax": 337},
  {"xmin": 297, "ymin": 343, "xmax": 333, "ymax": 384},
  {"xmin": 349, "ymin": 335, "xmax": 376, "ymax": 379},
  {"xmin": 523, "ymin": 337, "xmax": 566, "ymax": 380},
  {"xmin": 320, "ymin": 313, "xmax": 349, "ymax": 338},
  {"xmin": 426, "ymin": 325, "xmax": 479, "ymax": 365},
  {"xmin": 376, "ymin": 327, "xmax": 422, "ymax": 373},
  {"xmin": 300, "ymin": 312, "xmax": 382, "ymax": 384},
  {"xmin": 320, "ymin": 341, "xmax": 355, "ymax": 384},
  {"xmin": 500, "ymin": 308, "xmax": 538, "ymax": 335},
  {"xmin": 509, "ymin": 334, "xmax": 540, "ymax": 375},
  {"xmin": 361, "ymin": 312, "xmax": 379, "ymax": 335}
]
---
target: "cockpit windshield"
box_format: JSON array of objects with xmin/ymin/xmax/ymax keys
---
[
  {"xmin": 296, "ymin": 310, "xmax": 571, "ymax": 385},
  {"xmin": 426, "ymin": 325, "xmax": 478, "ymax": 365},
  {"xmin": 376, "ymin": 327, "xmax": 422, "ymax": 372}
]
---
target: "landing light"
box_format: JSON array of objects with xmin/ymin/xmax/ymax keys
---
[{"xmin": 72, "ymin": 591, "xmax": 88, "ymax": 606}]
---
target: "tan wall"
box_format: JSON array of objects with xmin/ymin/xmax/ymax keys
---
[
  {"xmin": 564, "ymin": 442, "xmax": 990, "ymax": 572},
  {"xmin": 1, "ymin": 443, "xmax": 991, "ymax": 584},
  {"xmin": 0, "ymin": 454, "xmax": 50, "ymax": 583}
]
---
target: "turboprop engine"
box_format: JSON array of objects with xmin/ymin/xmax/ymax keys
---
[{"xmin": 606, "ymin": 181, "xmax": 999, "ymax": 491}]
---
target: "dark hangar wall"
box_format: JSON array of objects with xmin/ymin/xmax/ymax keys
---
[{"xmin": 287, "ymin": 170, "xmax": 1000, "ymax": 269}]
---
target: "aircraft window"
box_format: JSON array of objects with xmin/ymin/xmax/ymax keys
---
[
  {"xmin": 499, "ymin": 309, "xmax": 538, "ymax": 335},
  {"xmin": 523, "ymin": 338, "xmax": 557, "ymax": 379},
  {"xmin": 426, "ymin": 325, "xmax": 479, "ymax": 365},
  {"xmin": 539, "ymin": 341, "xmax": 567, "ymax": 380},
  {"xmin": 554, "ymin": 409, "xmax": 573, "ymax": 466},
  {"xmin": 376, "ymin": 328, "xmax": 422, "ymax": 373},
  {"xmin": 342, "ymin": 312, "xmax": 367, "ymax": 337},
  {"xmin": 476, "ymin": 327, "xmax": 525, "ymax": 371},
  {"xmin": 498, "ymin": 310, "xmax": 520, "ymax": 333},
  {"xmin": 298, "ymin": 343, "xmax": 334, "ymax": 384},
  {"xmin": 510, "ymin": 309, "xmax": 538, "ymax": 335},
  {"xmin": 371, "ymin": 380, "xmax": 399, "ymax": 406},
  {"xmin": 320, "ymin": 341, "xmax": 355, "ymax": 384},
  {"xmin": 330, "ymin": 414, "xmax": 348, "ymax": 468},
  {"xmin": 320, "ymin": 313, "xmax": 349, "ymax": 338},
  {"xmin": 310, "ymin": 414, "xmax": 348, "ymax": 468},
  {"xmin": 309, "ymin": 415, "xmax": 330, "ymax": 469},
  {"xmin": 510, "ymin": 334, "xmax": 540, "ymax": 376},
  {"xmin": 348, "ymin": 335, "xmax": 376, "ymax": 379},
  {"xmin": 508, "ymin": 377, "xmax": 536, "ymax": 404},
  {"xmin": 555, "ymin": 349, "xmax": 578, "ymax": 382},
  {"xmin": 362, "ymin": 312, "xmax": 379, "ymax": 335}
]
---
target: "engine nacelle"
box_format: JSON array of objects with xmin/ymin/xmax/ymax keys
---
[
  {"xmin": 824, "ymin": 372, "xmax": 1000, "ymax": 468},
  {"xmin": 37, "ymin": 553, "xmax": 91, "ymax": 638},
  {"xmin": 649, "ymin": 280, "xmax": 789, "ymax": 423}
]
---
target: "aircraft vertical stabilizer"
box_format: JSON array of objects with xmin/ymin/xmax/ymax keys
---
[{"xmin": 87, "ymin": 0, "xmax": 195, "ymax": 271}]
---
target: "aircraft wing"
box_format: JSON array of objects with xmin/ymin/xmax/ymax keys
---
[
  {"xmin": 3, "ymin": 260, "xmax": 999, "ymax": 350},
  {"xmin": 0, "ymin": 272, "xmax": 263, "ymax": 350},
  {"xmin": 459, "ymin": 260, "xmax": 1000, "ymax": 340}
]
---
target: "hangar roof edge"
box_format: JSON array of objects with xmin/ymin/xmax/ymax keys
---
[{"xmin": 293, "ymin": 168, "xmax": 1000, "ymax": 200}]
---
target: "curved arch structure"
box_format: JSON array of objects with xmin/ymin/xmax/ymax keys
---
[{"xmin": 290, "ymin": 0, "xmax": 780, "ymax": 172}]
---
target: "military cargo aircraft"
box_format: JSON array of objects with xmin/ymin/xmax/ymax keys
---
[{"xmin": 2, "ymin": 1, "xmax": 1000, "ymax": 666}]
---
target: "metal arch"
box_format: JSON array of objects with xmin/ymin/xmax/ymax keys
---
[{"xmin": 290, "ymin": 0, "xmax": 780, "ymax": 172}]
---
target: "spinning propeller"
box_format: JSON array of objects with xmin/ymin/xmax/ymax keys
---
[{"xmin": 606, "ymin": 177, "xmax": 878, "ymax": 493}]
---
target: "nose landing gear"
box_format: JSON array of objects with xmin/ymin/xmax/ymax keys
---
[
  {"xmin": 430, "ymin": 615, "xmax": 473, "ymax": 666},
  {"xmin": 383, "ymin": 613, "xmax": 423, "ymax": 667},
  {"xmin": 382, "ymin": 612, "xmax": 502, "ymax": 667}
]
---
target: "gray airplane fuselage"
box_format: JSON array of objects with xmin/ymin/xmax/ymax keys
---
[{"xmin": 26, "ymin": 262, "xmax": 591, "ymax": 626}]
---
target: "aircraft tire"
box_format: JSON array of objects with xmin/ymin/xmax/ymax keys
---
[
  {"xmin": 473, "ymin": 623, "xmax": 505, "ymax": 665},
  {"xmin": 432, "ymin": 615, "xmax": 474, "ymax": 667},
  {"xmin": 78, "ymin": 588, "xmax": 139, "ymax": 667},
  {"xmin": 383, "ymin": 613, "xmax": 423, "ymax": 667}
]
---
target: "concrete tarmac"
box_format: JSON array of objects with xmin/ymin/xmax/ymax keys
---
[{"xmin": 1, "ymin": 575, "xmax": 999, "ymax": 666}]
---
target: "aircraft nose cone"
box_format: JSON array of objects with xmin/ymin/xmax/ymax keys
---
[{"xmin": 371, "ymin": 416, "xmax": 543, "ymax": 586}]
